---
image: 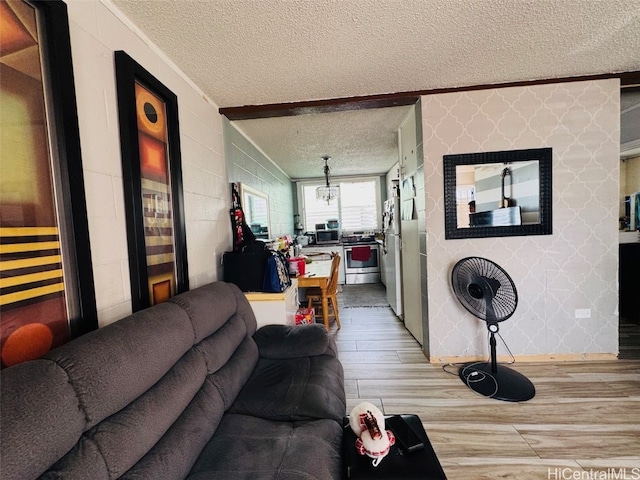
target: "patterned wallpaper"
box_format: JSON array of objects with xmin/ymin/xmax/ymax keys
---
[{"xmin": 421, "ymin": 79, "xmax": 620, "ymax": 360}]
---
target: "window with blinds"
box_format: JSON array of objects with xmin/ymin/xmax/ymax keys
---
[{"xmin": 300, "ymin": 179, "xmax": 379, "ymax": 231}]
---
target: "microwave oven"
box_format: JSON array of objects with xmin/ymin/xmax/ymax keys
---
[{"xmin": 316, "ymin": 229, "xmax": 339, "ymax": 244}]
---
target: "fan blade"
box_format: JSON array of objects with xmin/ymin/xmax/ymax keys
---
[{"xmin": 451, "ymin": 257, "xmax": 518, "ymax": 322}]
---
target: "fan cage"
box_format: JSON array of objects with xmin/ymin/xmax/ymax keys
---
[{"xmin": 451, "ymin": 257, "xmax": 518, "ymax": 322}]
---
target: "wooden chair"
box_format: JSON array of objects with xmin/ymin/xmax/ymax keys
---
[{"xmin": 306, "ymin": 254, "xmax": 341, "ymax": 330}]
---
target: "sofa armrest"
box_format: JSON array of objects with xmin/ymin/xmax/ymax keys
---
[{"xmin": 253, "ymin": 324, "xmax": 331, "ymax": 359}]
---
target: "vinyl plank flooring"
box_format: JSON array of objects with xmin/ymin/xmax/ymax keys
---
[
  {"xmin": 331, "ymin": 283, "xmax": 640, "ymax": 478},
  {"xmin": 423, "ymin": 423, "xmax": 539, "ymax": 458},
  {"xmin": 515, "ymin": 424, "xmax": 640, "ymax": 459},
  {"xmin": 527, "ymin": 380, "xmax": 640, "ymax": 398},
  {"xmin": 357, "ymin": 378, "xmax": 465, "ymax": 399},
  {"xmin": 335, "ymin": 340, "xmax": 358, "ymax": 351},
  {"xmin": 575, "ymin": 459, "xmax": 640, "ymax": 469},
  {"xmin": 344, "ymin": 379, "xmax": 359, "ymax": 397},
  {"xmin": 354, "ymin": 339, "xmax": 422, "ymax": 351},
  {"xmin": 338, "ymin": 350, "xmax": 402, "ymax": 364},
  {"xmin": 335, "ymin": 330, "xmax": 412, "ymax": 341},
  {"xmin": 382, "ymin": 397, "xmax": 640, "ymax": 424},
  {"xmin": 439, "ymin": 458, "xmax": 585, "ymax": 480}
]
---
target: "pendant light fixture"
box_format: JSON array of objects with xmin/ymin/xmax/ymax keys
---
[{"xmin": 316, "ymin": 156, "xmax": 339, "ymax": 204}]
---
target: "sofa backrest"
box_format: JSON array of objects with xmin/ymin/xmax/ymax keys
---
[{"xmin": 0, "ymin": 282, "xmax": 258, "ymax": 480}]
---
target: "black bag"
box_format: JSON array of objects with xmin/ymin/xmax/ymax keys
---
[
  {"xmin": 223, "ymin": 241, "xmax": 269, "ymax": 292},
  {"xmin": 262, "ymin": 250, "xmax": 291, "ymax": 293}
]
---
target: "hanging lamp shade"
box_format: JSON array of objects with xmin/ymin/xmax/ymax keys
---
[{"xmin": 316, "ymin": 156, "xmax": 339, "ymax": 203}]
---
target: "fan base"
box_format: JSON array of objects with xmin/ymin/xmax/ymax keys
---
[{"xmin": 459, "ymin": 362, "xmax": 535, "ymax": 402}]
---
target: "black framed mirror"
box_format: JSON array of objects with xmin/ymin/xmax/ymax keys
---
[{"xmin": 444, "ymin": 148, "xmax": 552, "ymax": 239}]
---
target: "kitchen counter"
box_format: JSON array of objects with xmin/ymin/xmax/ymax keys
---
[{"xmin": 619, "ymin": 231, "xmax": 639, "ymax": 243}]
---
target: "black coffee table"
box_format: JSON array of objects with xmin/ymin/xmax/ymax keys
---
[{"xmin": 343, "ymin": 414, "xmax": 447, "ymax": 479}]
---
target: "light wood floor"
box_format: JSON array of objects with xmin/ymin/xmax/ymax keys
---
[{"xmin": 330, "ymin": 287, "xmax": 640, "ymax": 480}]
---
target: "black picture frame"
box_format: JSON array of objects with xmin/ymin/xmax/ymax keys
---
[
  {"xmin": 444, "ymin": 148, "xmax": 552, "ymax": 240},
  {"xmin": 33, "ymin": 0, "xmax": 98, "ymax": 336},
  {"xmin": 114, "ymin": 51, "xmax": 189, "ymax": 312}
]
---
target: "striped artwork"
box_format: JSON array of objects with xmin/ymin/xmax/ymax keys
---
[
  {"xmin": 136, "ymin": 82, "xmax": 177, "ymax": 305},
  {"xmin": 0, "ymin": 227, "xmax": 64, "ymax": 306},
  {"xmin": 115, "ymin": 50, "xmax": 188, "ymax": 310},
  {"xmin": 0, "ymin": 227, "xmax": 69, "ymax": 367},
  {"xmin": 1, "ymin": 1, "xmax": 71, "ymax": 366}
]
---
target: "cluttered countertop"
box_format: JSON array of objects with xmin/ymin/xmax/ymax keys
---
[{"xmin": 296, "ymin": 231, "xmax": 381, "ymax": 248}]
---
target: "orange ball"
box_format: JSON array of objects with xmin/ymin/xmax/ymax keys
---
[{"xmin": 2, "ymin": 323, "xmax": 53, "ymax": 366}]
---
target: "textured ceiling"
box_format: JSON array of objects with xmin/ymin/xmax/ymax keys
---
[
  {"xmin": 233, "ymin": 106, "xmax": 412, "ymax": 179},
  {"xmin": 110, "ymin": 0, "xmax": 640, "ymax": 178}
]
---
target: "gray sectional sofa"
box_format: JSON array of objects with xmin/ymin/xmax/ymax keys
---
[{"xmin": 0, "ymin": 282, "xmax": 346, "ymax": 479}]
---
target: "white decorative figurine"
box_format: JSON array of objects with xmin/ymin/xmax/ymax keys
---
[{"xmin": 349, "ymin": 402, "xmax": 395, "ymax": 467}]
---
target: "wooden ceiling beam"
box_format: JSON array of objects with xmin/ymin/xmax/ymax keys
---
[{"xmin": 220, "ymin": 71, "xmax": 640, "ymax": 121}]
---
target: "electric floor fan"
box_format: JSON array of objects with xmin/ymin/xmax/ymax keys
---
[{"xmin": 451, "ymin": 256, "xmax": 535, "ymax": 402}]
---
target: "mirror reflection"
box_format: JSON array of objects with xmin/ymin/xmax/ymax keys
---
[
  {"xmin": 444, "ymin": 148, "xmax": 552, "ymax": 239},
  {"xmin": 455, "ymin": 161, "xmax": 540, "ymax": 228},
  {"xmin": 240, "ymin": 184, "xmax": 270, "ymax": 239}
]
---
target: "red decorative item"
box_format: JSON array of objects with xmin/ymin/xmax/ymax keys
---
[
  {"xmin": 288, "ymin": 257, "xmax": 306, "ymax": 276},
  {"xmin": 355, "ymin": 430, "xmax": 396, "ymax": 461},
  {"xmin": 295, "ymin": 308, "xmax": 315, "ymax": 325}
]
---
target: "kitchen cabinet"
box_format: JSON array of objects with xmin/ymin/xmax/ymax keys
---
[{"xmin": 244, "ymin": 279, "xmax": 299, "ymax": 328}]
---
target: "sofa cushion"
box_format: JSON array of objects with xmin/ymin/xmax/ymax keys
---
[
  {"xmin": 118, "ymin": 381, "xmax": 227, "ymax": 480},
  {"xmin": 187, "ymin": 414, "xmax": 343, "ymax": 480},
  {"xmin": 0, "ymin": 359, "xmax": 85, "ymax": 480},
  {"xmin": 42, "ymin": 348, "xmax": 208, "ymax": 479},
  {"xmin": 206, "ymin": 335, "xmax": 259, "ymax": 410},
  {"xmin": 229, "ymin": 354, "xmax": 346, "ymax": 422},
  {"xmin": 169, "ymin": 282, "xmax": 257, "ymax": 342},
  {"xmin": 196, "ymin": 313, "xmax": 250, "ymax": 374},
  {"xmin": 43, "ymin": 302, "xmax": 193, "ymax": 429},
  {"xmin": 253, "ymin": 324, "xmax": 330, "ymax": 359}
]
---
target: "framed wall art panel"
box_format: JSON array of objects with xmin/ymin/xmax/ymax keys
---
[
  {"xmin": 114, "ymin": 51, "xmax": 188, "ymax": 312},
  {"xmin": 0, "ymin": 0, "xmax": 97, "ymax": 367}
]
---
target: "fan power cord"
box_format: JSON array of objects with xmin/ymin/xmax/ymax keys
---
[
  {"xmin": 460, "ymin": 362, "xmax": 499, "ymax": 399},
  {"xmin": 495, "ymin": 331, "xmax": 516, "ymax": 365},
  {"xmin": 442, "ymin": 330, "xmax": 516, "ymax": 376},
  {"xmin": 442, "ymin": 361, "xmax": 468, "ymax": 376},
  {"xmin": 443, "ymin": 360, "xmax": 499, "ymax": 398},
  {"xmin": 442, "ymin": 331, "xmax": 516, "ymax": 398}
]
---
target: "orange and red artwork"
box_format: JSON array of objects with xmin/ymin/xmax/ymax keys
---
[
  {"xmin": 135, "ymin": 82, "xmax": 177, "ymax": 305},
  {"xmin": 1, "ymin": 0, "xmax": 70, "ymax": 367},
  {"xmin": 116, "ymin": 50, "xmax": 187, "ymax": 311}
]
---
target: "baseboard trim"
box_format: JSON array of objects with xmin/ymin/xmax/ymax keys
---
[{"xmin": 432, "ymin": 353, "xmax": 618, "ymax": 364}]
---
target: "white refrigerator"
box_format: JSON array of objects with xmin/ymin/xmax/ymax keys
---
[{"xmin": 383, "ymin": 198, "xmax": 403, "ymax": 317}]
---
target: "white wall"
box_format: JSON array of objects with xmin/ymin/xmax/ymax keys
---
[
  {"xmin": 66, "ymin": 1, "xmax": 231, "ymax": 326},
  {"xmin": 422, "ymin": 80, "xmax": 620, "ymax": 360},
  {"xmin": 224, "ymin": 119, "xmax": 294, "ymax": 238}
]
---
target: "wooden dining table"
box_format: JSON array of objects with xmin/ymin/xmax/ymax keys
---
[{"xmin": 296, "ymin": 259, "xmax": 332, "ymax": 330}]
